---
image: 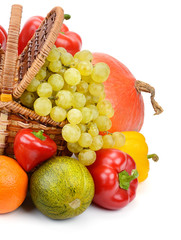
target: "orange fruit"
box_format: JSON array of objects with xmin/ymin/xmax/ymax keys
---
[{"xmin": 0, "ymin": 155, "xmax": 28, "ymax": 214}]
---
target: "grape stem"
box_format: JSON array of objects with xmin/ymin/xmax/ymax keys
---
[
  {"xmin": 103, "ymin": 131, "xmax": 112, "ymax": 135},
  {"xmin": 48, "ymin": 96, "xmax": 58, "ymax": 100}
]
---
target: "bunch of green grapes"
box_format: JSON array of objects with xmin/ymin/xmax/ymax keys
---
[{"xmin": 20, "ymin": 46, "xmax": 125, "ymax": 166}]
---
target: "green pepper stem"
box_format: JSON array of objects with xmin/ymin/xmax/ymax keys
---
[
  {"xmin": 64, "ymin": 14, "xmax": 71, "ymax": 20},
  {"xmin": 147, "ymin": 154, "xmax": 159, "ymax": 162},
  {"xmin": 118, "ymin": 169, "xmax": 139, "ymax": 190},
  {"xmin": 32, "ymin": 130, "xmax": 46, "ymax": 141}
]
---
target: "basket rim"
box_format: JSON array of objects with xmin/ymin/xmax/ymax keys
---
[{"xmin": 13, "ymin": 6, "xmax": 64, "ymax": 99}]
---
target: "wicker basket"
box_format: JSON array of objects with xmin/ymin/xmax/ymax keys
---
[{"xmin": 0, "ymin": 4, "xmax": 71, "ymax": 157}]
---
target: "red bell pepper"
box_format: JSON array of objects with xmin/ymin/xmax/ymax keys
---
[
  {"xmin": 14, "ymin": 129, "xmax": 57, "ymax": 172},
  {"xmin": 18, "ymin": 15, "xmax": 82, "ymax": 56},
  {"xmin": 0, "ymin": 25, "xmax": 7, "ymax": 51},
  {"xmin": 54, "ymin": 26, "xmax": 82, "ymax": 56},
  {"xmin": 87, "ymin": 149, "xmax": 138, "ymax": 210}
]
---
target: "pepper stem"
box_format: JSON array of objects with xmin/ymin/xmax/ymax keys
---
[
  {"xmin": 32, "ymin": 130, "xmax": 46, "ymax": 141},
  {"xmin": 118, "ymin": 169, "xmax": 138, "ymax": 190},
  {"xmin": 147, "ymin": 153, "xmax": 159, "ymax": 162}
]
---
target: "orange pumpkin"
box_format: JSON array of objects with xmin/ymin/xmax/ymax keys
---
[{"xmin": 92, "ymin": 53, "xmax": 163, "ymax": 132}]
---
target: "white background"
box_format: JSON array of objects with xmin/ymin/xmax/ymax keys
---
[{"xmin": 0, "ymin": 0, "xmax": 180, "ymax": 239}]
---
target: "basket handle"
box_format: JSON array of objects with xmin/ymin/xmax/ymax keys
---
[
  {"xmin": 0, "ymin": 48, "xmax": 5, "ymax": 90},
  {"xmin": 0, "ymin": 5, "xmax": 22, "ymax": 102}
]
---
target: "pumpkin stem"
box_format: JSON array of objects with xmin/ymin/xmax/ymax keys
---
[{"xmin": 135, "ymin": 80, "xmax": 163, "ymax": 115}]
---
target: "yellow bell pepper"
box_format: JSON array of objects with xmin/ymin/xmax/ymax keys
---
[{"xmin": 117, "ymin": 131, "xmax": 158, "ymax": 183}]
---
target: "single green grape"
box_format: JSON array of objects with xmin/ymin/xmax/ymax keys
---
[
  {"xmin": 67, "ymin": 108, "xmax": 83, "ymax": 125},
  {"xmin": 76, "ymin": 61, "xmax": 93, "ymax": 76},
  {"xmin": 94, "ymin": 115, "xmax": 112, "ymax": 131},
  {"xmin": 20, "ymin": 91, "xmax": 37, "ymax": 109},
  {"xmin": 50, "ymin": 106, "xmax": 67, "ymax": 122},
  {"xmin": 78, "ymin": 149, "xmax": 96, "ymax": 166},
  {"xmin": 97, "ymin": 99, "xmax": 114, "ymax": 118},
  {"xmin": 88, "ymin": 122, "xmax": 99, "ymax": 137},
  {"xmin": 78, "ymin": 133, "xmax": 93, "ymax": 148},
  {"xmin": 34, "ymin": 97, "xmax": 52, "ymax": 116},
  {"xmin": 112, "ymin": 132, "xmax": 126, "ymax": 148},
  {"xmin": 47, "ymin": 47, "xmax": 61, "ymax": 62},
  {"xmin": 88, "ymin": 82, "xmax": 104, "ymax": 97},
  {"xmin": 73, "ymin": 92, "xmax": 86, "ymax": 108},
  {"xmin": 67, "ymin": 142, "xmax": 83, "ymax": 154},
  {"xmin": 86, "ymin": 104, "xmax": 99, "ymax": 120},
  {"xmin": 55, "ymin": 90, "xmax": 74, "ymax": 109},
  {"xmin": 26, "ymin": 78, "xmax": 40, "ymax": 92},
  {"xmin": 91, "ymin": 62, "xmax": 110, "ymax": 83},
  {"xmin": 57, "ymin": 47, "xmax": 67, "ymax": 54},
  {"xmin": 64, "ymin": 68, "xmax": 81, "ymax": 86},
  {"xmin": 62, "ymin": 124, "xmax": 81, "ymax": 143},
  {"xmin": 89, "ymin": 135, "xmax": 103, "ymax": 151},
  {"xmin": 36, "ymin": 68, "xmax": 46, "ymax": 81},
  {"xmin": 102, "ymin": 134, "xmax": 115, "ymax": 148},
  {"xmin": 48, "ymin": 74, "xmax": 64, "ymax": 91},
  {"xmin": 74, "ymin": 50, "xmax": 93, "ymax": 62},
  {"xmin": 80, "ymin": 107, "xmax": 93, "ymax": 124},
  {"xmin": 37, "ymin": 82, "xmax": 53, "ymax": 98},
  {"xmin": 60, "ymin": 52, "xmax": 74, "ymax": 66},
  {"xmin": 48, "ymin": 60, "xmax": 62, "ymax": 72},
  {"xmin": 76, "ymin": 81, "xmax": 89, "ymax": 94}
]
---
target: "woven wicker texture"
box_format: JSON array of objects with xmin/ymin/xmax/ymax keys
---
[
  {"xmin": 0, "ymin": 47, "xmax": 5, "ymax": 90},
  {"xmin": 0, "ymin": 4, "xmax": 70, "ymax": 157},
  {"xmin": 1, "ymin": 5, "xmax": 22, "ymax": 96},
  {"xmin": 13, "ymin": 6, "xmax": 64, "ymax": 99}
]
